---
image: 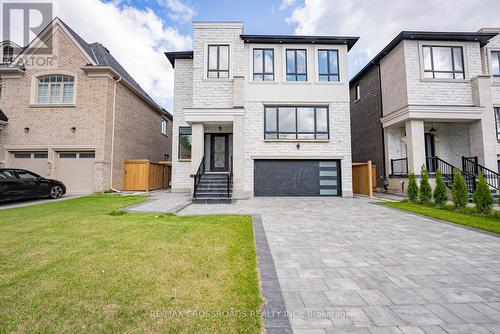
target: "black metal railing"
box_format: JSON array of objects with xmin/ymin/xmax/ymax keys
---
[
  {"xmin": 390, "ymin": 158, "xmax": 408, "ymax": 176},
  {"xmin": 426, "ymin": 157, "xmax": 437, "ymax": 173},
  {"xmin": 435, "ymin": 156, "xmax": 476, "ymax": 194},
  {"xmin": 462, "ymin": 156, "xmax": 499, "ymax": 190},
  {"xmin": 227, "ymin": 157, "xmax": 233, "ymax": 198},
  {"xmin": 193, "ymin": 156, "xmax": 205, "ymax": 197}
]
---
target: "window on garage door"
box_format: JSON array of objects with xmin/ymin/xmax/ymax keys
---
[{"xmin": 11, "ymin": 151, "xmax": 49, "ymax": 177}]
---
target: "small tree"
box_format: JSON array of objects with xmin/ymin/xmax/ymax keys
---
[
  {"xmin": 407, "ymin": 172, "xmax": 419, "ymax": 202},
  {"xmin": 452, "ymin": 171, "xmax": 468, "ymax": 210},
  {"xmin": 419, "ymin": 166, "xmax": 432, "ymax": 204},
  {"xmin": 473, "ymin": 173, "xmax": 493, "ymax": 215},
  {"xmin": 433, "ymin": 169, "xmax": 448, "ymax": 207}
]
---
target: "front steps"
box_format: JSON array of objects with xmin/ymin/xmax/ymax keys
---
[{"xmin": 193, "ymin": 173, "xmax": 232, "ymax": 204}]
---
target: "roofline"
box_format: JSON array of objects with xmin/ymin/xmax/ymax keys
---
[
  {"xmin": 240, "ymin": 34, "xmax": 359, "ymax": 51},
  {"xmin": 165, "ymin": 51, "xmax": 193, "ymax": 68},
  {"xmin": 350, "ymin": 30, "xmax": 498, "ymax": 84}
]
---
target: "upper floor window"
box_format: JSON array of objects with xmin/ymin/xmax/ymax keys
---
[
  {"xmin": 355, "ymin": 84, "xmax": 361, "ymax": 101},
  {"xmin": 2, "ymin": 45, "xmax": 13, "ymax": 64},
  {"xmin": 264, "ymin": 106, "xmax": 329, "ymax": 140},
  {"xmin": 491, "ymin": 51, "xmax": 500, "ymax": 77},
  {"xmin": 495, "ymin": 108, "xmax": 500, "ymax": 140},
  {"xmin": 161, "ymin": 118, "xmax": 168, "ymax": 136},
  {"xmin": 286, "ymin": 49, "xmax": 307, "ymax": 81},
  {"xmin": 36, "ymin": 75, "xmax": 75, "ymax": 105},
  {"xmin": 207, "ymin": 45, "xmax": 229, "ymax": 78},
  {"xmin": 423, "ymin": 45, "xmax": 464, "ymax": 79},
  {"xmin": 318, "ymin": 49, "xmax": 339, "ymax": 82},
  {"xmin": 253, "ymin": 49, "xmax": 274, "ymax": 81}
]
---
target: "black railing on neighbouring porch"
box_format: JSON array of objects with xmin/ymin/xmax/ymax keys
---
[
  {"xmin": 390, "ymin": 158, "xmax": 408, "ymax": 176},
  {"xmin": 462, "ymin": 156, "xmax": 500, "ymax": 190}
]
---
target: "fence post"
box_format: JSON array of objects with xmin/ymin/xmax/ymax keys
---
[{"xmin": 367, "ymin": 160, "xmax": 373, "ymax": 198}]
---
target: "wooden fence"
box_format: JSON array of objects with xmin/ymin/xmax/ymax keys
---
[
  {"xmin": 352, "ymin": 161, "xmax": 376, "ymax": 197},
  {"xmin": 124, "ymin": 160, "xmax": 171, "ymax": 191}
]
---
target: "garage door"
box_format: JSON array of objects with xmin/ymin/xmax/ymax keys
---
[
  {"xmin": 54, "ymin": 152, "xmax": 95, "ymax": 194},
  {"xmin": 10, "ymin": 151, "xmax": 49, "ymax": 177},
  {"xmin": 254, "ymin": 160, "xmax": 341, "ymax": 197}
]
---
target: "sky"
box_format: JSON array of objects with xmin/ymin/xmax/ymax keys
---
[{"xmin": 2, "ymin": 0, "xmax": 500, "ymax": 111}]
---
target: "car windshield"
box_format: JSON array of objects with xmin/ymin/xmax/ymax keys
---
[
  {"xmin": 16, "ymin": 171, "xmax": 40, "ymax": 180},
  {"xmin": 0, "ymin": 170, "xmax": 16, "ymax": 179}
]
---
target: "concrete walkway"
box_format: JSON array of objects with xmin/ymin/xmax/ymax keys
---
[
  {"xmin": 177, "ymin": 197, "xmax": 500, "ymax": 334},
  {"xmin": 126, "ymin": 190, "xmax": 192, "ymax": 213}
]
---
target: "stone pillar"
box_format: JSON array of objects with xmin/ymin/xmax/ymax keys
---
[
  {"xmin": 232, "ymin": 115, "xmax": 245, "ymax": 198},
  {"xmin": 405, "ymin": 120, "xmax": 426, "ymax": 175},
  {"xmin": 190, "ymin": 123, "xmax": 205, "ymax": 192},
  {"xmin": 470, "ymin": 75, "xmax": 497, "ymax": 170}
]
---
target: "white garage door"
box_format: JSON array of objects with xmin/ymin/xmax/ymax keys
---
[
  {"xmin": 54, "ymin": 152, "xmax": 96, "ymax": 194},
  {"xmin": 10, "ymin": 151, "xmax": 49, "ymax": 177}
]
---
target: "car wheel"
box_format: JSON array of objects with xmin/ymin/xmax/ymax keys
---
[{"xmin": 49, "ymin": 185, "xmax": 64, "ymax": 199}]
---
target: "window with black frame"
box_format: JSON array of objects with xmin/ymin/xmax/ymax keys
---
[
  {"xmin": 178, "ymin": 127, "xmax": 192, "ymax": 160},
  {"xmin": 491, "ymin": 51, "xmax": 500, "ymax": 77},
  {"xmin": 253, "ymin": 49, "xmax": 274, "ymax": 81},
  {"xmin": 495, "ymin": 108, "xmax": 500, "ymax": 141},
  {"xmin": 318, "ymin": 49, "xmax": 339, "ymax": 82},
  {"xmin": 207, "ymin": 45, "xmax": 229, "ymax": 78},
  {"xmin": 286, "ymin": 49, "xmax": 307, "ymax": 81},
  {"xmin": 264, "ymin": 106, "xmax": 329, "ymax": 140},
  {"xmin": 422, "ymin": 45, "xmax": 465, "ymax": 79}
]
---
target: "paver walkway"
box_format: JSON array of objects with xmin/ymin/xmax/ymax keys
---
[{"xmin": 178, "ymin": 197, "xmax": 500, "ymax": 334}]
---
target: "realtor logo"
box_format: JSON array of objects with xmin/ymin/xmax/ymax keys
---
[{"xmin": 2, "ymin": 2, "xmax": 53, "ymax": 54}]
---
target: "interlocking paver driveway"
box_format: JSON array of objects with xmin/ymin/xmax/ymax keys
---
[{"xmin": 180, "ymin": 197, "xmax": 500, "ymax": 334}]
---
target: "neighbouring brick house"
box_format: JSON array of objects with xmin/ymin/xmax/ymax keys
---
[
  {"xmin": 350, "ymin": 30, "xmax": 500, "ymax": 195},
  {"xmin": 0, "ymin": 18, "xmax": 172, "ymax": 193},
  {"xmin": 166, "ymin": 21, "xmax": 358, "ymax": 202}
]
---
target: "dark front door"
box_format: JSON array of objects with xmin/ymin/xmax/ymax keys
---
[
  {"xmin": 424, "ymin": 133, "xmax": 436, "ymax": 173},
  {"xmin": 210, "ymin": 134, "xmax": 228, "ymax": 172}
]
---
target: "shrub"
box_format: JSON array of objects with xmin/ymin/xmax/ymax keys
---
[
  {"xmin": 407, "ymin": 172, "xmax": 419, "ymax": 202},
  {"xmin": 452, "ymin": 171, "xmax": 468, "ymax": 210},
  {"xmin": 433, "ymin": 169, "xmax": 448, "ymax": 207},
  {"xmin": 473, "ymin": 173, "xmax": 494, "ymax": 215},
  {"xmin": 419, "ymin": 166, "xmax": 432, "ymax": 204}
]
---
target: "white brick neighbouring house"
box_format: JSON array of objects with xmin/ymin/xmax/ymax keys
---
[{"xmin": 166, "ymin": 22, "xmax": 358, "ymax": 200}]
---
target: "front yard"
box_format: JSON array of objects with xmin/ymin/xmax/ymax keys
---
[{"xmin": 0, "ymin": 195, "xmax": 261, "ymax": 333}]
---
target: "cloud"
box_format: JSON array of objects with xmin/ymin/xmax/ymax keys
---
[
  {"xmin": 158, "ymin": 0, "xmax": 195, "ymax": 23},
  {"xmin": 286, "ymin": 0, "xmax": 500, "ymax": 77},
  {"xmin": 279, "ymin": 0, "xmax": 296, "ymax": 11}
]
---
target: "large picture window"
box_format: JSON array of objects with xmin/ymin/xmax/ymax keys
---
[
  {"xmin": 495, "ymin": 108, "xmax": 500, "ymax": 140},
  {"xmin": 318, "ymin": 49, "xmax": 339, "ymax": 82},
  {"xmin": 207, "ymin": 45, "xmax": 229, "ymax": 78},
  {"xmin": 253, "ymin": 49, "xmax": 274, "ymax": 81},
  {"xmin": 286, "ymin": 49, "xmax": 307, "ymax": 81},
  {"xmin": 178, "ymin": 127, "xmax": 192, "ymax": 160},
  {"xmin": 264, "ymin": 106, "xmax": 329, "ymax": 140},
  {"xmin": 36, "ymin": 75, "xmax": 75, "ymax": 104},
  {"xmin": 491, "ymin": 51, "xmax": 500, "ymax": 77},
  {"xmin": 422, "ymin": 45, "xmax": 465, "ymax": 79}
]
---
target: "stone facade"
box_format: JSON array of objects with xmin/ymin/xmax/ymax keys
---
[{"xmin": 0, "ymin": 20, "xmax": 171, "ymax": 193}]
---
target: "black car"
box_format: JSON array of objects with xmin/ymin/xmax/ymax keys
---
[{"xmin": 0, "ymin": 169, "xmax": 66, "ymax": 203}]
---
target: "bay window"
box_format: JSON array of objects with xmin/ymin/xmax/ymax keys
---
[
  {"xmin": 422, "ymin": 45, "xmax": 465, "ymax": 79},
  {"xmin": 36, "ymin": 75, "xmax": 75, "ymax": 104},
  {"xmin": 265, "ymin": 106, "xmax": 329, "ymax": 140}
]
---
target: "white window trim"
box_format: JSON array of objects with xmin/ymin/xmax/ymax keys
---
[
  {"xmin": 203, "ymin": 42, "xmax": 233, "ymax": 80},
  {"xmin": 417, "ymin": 40, "xmax": 470, "ymax": 82},
  {"xmin": 355, "ymin": 84, "xmax": 361, "ymax": 102},
  {"xmin": 161, "ymin": 118, "xmax": 168, "ymax": 136},
  {"xmin": 30, "ymin": 71, "xmax": 78, "ymax": 107}
]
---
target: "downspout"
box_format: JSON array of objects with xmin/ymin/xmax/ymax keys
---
[{"xmin": 109, "ymin": 76, "xmax": 122, "ymax": 193}]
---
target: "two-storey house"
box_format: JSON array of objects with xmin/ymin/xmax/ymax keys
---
[
  {"xmin": 0, "ymin": 18, "xmax": 172, "ymax": 194},
  {"xmin": 350, "ymin": 31, "xmax": 499, "ymax": 195},
  {"xmin": 166, "ymin": 22, "xmax": 358, "ymax": 202}
]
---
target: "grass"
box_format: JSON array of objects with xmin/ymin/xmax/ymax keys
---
[
  {"xmin": 0, "ymin": 195, "xmax": 261, "ymax": 333},
  {"xmin": 382, "ymin": 201, "xmax": 500, "ymax": 234}
]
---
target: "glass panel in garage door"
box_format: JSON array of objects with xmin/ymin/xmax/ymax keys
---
[{"xmin": 319, "ymin": 161, "xmax": 339, "ymax": 196}]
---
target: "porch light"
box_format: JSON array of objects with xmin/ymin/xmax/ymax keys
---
[{"xmin": 429, "ymin": 127, "xmax": 437, "ymax": 136}]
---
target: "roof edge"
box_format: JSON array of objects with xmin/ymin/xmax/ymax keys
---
[
  {"xmin": 165, "ymin": 51, "xmax": 193, "ymax": 68},
  {"xmin": 240, "ymin": 34, "xmax": 359, "ymax": 50}
]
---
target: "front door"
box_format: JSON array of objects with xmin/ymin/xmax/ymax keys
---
[
  {"xmin": 210, "ymin": 134, "xmax": 228, "ymax": 172},
  {"xmin": 424, "ymin": 133, "xmax": 436, "ymax": 173}
]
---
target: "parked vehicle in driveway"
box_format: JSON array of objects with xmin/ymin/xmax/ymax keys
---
[{"xmin": 0, "ymin": 169, "xmax": 66, "ymax": 203}]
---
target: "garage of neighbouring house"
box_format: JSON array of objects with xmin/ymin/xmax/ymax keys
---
[
  {"xmin": 10, "ymin": 151, "xmax": 50, "ymax": 177},
  {"xmin": 254, "ymin": 159, "xmax": 341, "ymax": 197}
]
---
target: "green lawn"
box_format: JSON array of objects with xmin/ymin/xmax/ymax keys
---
[
  {"xmin": 0, "ymin": 195, "xmax": 261, "ymax": 333},
  {"xmin": 382, "ymin": 201, "xmax": 500, "ymax": 234}
]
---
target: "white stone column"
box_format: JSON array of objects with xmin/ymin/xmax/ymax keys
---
[
  {"xmin": 470, "ymin": 75, "xmax": 497, "ymax": 170},
  {"xmin": 405, "ymin": 120, "xmax": 426, "ymax": 175},
  {"xmin": 232, "ymin": 115, "xmax": 245, "ymax": 198},
  {"xmin": 190, "ymin": 123, "xmax": 205, "ymax": 193}
]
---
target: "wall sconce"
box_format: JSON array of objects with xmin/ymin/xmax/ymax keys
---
[
  {"xmin": 71, "ymin": 127, "xmax": 76, "ymax": 133},
  {"xmin": 296, "ymin": 143, "xmax": 301, "ymax": 150},
  {"xmin": 24, "ymin": 127, "xmax": 29, "ymax": 133},
  {"xmin": 218, "ymin": 126, "xmax": 222, "ymax": 131}
]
